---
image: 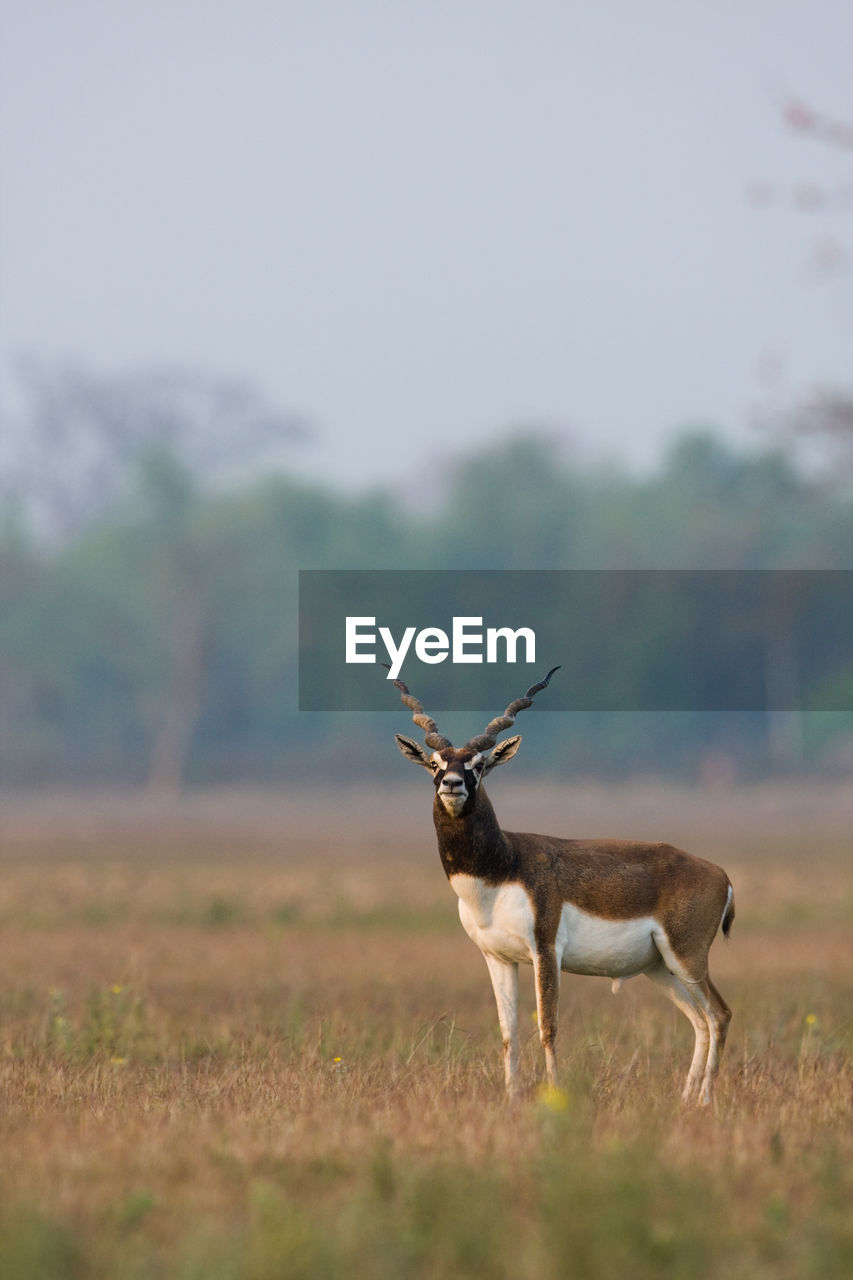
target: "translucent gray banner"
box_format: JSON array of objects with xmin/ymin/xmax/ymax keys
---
[{"xmin": 298, "ymin": 570, "xmax": 852, "ymax": 711}]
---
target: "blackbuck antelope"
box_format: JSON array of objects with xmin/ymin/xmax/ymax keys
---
[{"xmin": 392, "ymin": 667, "xmax": 734, "ymax": 1105}]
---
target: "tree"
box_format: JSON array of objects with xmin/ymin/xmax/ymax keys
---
[
  {"xmin": 0, "ymin": 363, "xmax": 309, "ymax": 544},
  {"xmin": 0, "ymin": 364, "xmax": 310, "ymax": 793},
  {"xmin": 750, "ymin": 95, "xmax": 853, "ymax": 481}
]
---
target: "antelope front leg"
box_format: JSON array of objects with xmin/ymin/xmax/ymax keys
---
[
  {"xmin": 533, "ymin": 945, "xmax": 560, "ymax": 1086},
  {"xmin": 483, "ymin": 954, "xmax": 520, "ymax": 1097}
]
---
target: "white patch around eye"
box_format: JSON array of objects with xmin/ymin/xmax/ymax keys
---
[
  {"xmin": 430, "ymin": 754, "xmax": 448, "ymax": 770},
  {"xmin": 464, "ymin": 756, "xmax": 484, "ymax": 785}
]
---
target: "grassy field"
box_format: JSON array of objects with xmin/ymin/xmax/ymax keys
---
[{"xmin": 0, "ymin": 781, "xmax": 851, "ymax": 1279}]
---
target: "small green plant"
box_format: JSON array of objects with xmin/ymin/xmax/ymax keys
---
[
  {"xmin": 43, "ymin": 988, "xmax": 74, "ymax": 1055},
  {"xmin": 43, "ymin": 984, "xmax": 150, "ymax": 1062},
  {"xmin": 113, "ymin": 1189, "xmax": 158, "ymax": 1233},
  {"xmin": 798, "ymin": 1012, "xmax": 821, "ymax": 1085},
  {"xmin": 0, "ymin": 1208, "xmax": 80, "ymax": 1280},
  {"xmin": 202, "ymin": 895, "xmax": 247, "ymax": 928},
  {"xmin": 83, "ymin": 983, "xmax": 149, "ymax": 1060}
]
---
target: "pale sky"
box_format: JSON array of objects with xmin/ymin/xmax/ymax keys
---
[{"xmin": 1, "ymin": 0, "xmax": 851, "ymax": 493}]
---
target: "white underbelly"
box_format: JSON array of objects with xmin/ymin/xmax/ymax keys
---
[
  {"xmin": 557, "ymin": 903, "xmax": 659, "ymax": 977},
  {"xmin": 449, "ymin": 874, "xmax": 660, "ymax": 978}
]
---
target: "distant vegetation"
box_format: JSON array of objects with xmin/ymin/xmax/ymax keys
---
[{"xmin": 2, "ymin": 382, "xmax": 852, "ymax": 787}]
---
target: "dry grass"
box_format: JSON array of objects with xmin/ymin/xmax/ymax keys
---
[{"xmin": 0, "ymin": 782, "xmax": 851, "ymax": 1278}]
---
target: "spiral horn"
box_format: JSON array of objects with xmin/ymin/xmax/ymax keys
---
[
  {"xmin": 384, "ymin": 666, "xmax": 453, "ymax": 749},
  {"xmin": 464, "ymin": 666, "xmax": 561, "ymax": 753}
]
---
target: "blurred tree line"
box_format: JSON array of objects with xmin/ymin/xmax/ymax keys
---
[{"xmin": 1, "ymin": 369, "xmax": 852, "ymax": 790}]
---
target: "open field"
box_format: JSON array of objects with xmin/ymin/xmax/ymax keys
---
[{"xmin": 1, "ymin": 781, "xmax": 851, "ymax": 1279}]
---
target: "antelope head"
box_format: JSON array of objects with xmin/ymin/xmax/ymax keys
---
[{"xmin": 391, "ymin": 667, "xmax": 560, "ymax": 817}]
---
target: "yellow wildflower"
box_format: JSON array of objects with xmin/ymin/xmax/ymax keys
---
[{"xmin": 536, "ymin": 1083, "xmax": 569, "ymax": 1112}]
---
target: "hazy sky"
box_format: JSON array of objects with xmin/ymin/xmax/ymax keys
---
[{"xmin": 1, "ymin": 0, "xmax": 851, "ymax": 493}]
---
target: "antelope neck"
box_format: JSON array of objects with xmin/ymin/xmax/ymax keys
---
[{"xmin": 432, "ymin": 787, "xmax": 515, "ymax": 883}]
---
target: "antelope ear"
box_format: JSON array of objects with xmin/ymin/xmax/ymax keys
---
[
  {"xmin": 484, "ymin": 734, "xmax": 522, "ymax": 772},
  {"xmin": 395, "ymin": 734, "xmax": 433, "ymax": 769}
]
